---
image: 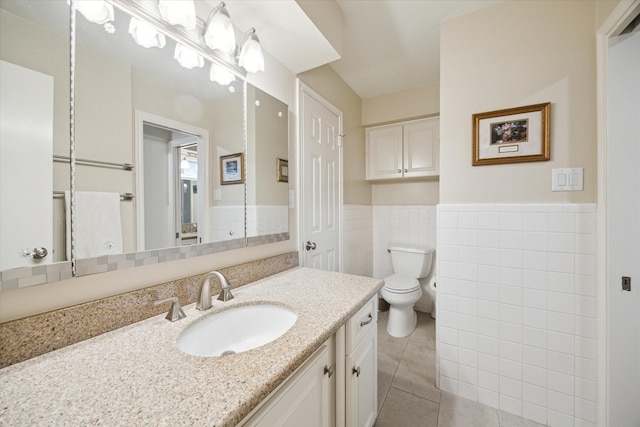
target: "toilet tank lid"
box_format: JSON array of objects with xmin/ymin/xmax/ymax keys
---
[{"xmin": 388, "ymin": 245, "xmax": 434, "ymax": 254}]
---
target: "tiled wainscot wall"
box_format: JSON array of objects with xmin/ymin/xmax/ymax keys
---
[
  {"xmin": 437, "ymin": 204, "xmax": 597, "ymax": 427},
  {"xmin": 343, "ymin": 205, "xmax": 437, "ymax": 313}
]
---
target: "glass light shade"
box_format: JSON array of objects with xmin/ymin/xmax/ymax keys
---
[
  {"xmin": 174, "ymin": 44, "xmax": 205, "ymax": 69},
  {"xmin": 238, "ymin": 30, "xmax": 264, "ymax": 73},
  {"xmin": 158, "ymin": 0, "xmax": 196, "ymax": 30},
  {"xmin": 209, "ymin": 63, "xmax": 236, "ymax": 86},
  {"xmin": 129, "ymin": 18, "xmax": 166, "ymax": 49},
  {"xmin": 204, "ymin": 4, "xmax": 236, "ymax": 54},
  {"xmin": 76, "ymin": 0, "xmax": 114, "ymax": 24},
  {"xmin": 181, "ymin": 157, "xmax": 189, "ymax": 170}
]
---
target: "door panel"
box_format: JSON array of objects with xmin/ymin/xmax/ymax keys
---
[
  {"xmin": 0, "ymin": 60, "xmax": 53, "ymax": 270},
  {"xmin": 302, "ymin": 88, "xmax": 341, "ymax": 272}
]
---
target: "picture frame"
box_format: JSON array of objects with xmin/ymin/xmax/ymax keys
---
[
  {"xmin": 220, "ymin": 153, "xmax": 244, "ymax": 185},
  {"xmin": 276, "ymin": 158, "xmax": 288, "ymax": 183},
  {"xmin": 472, "ymin": 102, "xmax": 550, "ymax": 166}
]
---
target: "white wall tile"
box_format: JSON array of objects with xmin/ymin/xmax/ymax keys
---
[
  {"xmin": 478, "ymin": 388, "xmax": 500, "ymax": 409},
  {"xmin": 575, "ymin": 397, "xmax": 597, "ymax": 423},
  {"xmin": 440, "ymin": 359, "xmax": 458, "ymax": 379},
  {"xmin": 523, "ymin": 383, "xmax": 547, "ymax": 407},
  {"xmin": 523, "ymin": 232, "xmax": 548, "ymax": 251},
  {"xmin": 438, "ymin": 203, "xmax": 597, "ymax": 427},
  {"xmin": 548, "ymin": 390, "xmax": 574, "ymax": 416},
  {"xmin": 458, "ymin": 381, "xmax": 479, "ymax": 401},
  {"xmin": 523, "ymin": 402, "xmax": 547, "ymax": 425},
  {"xmin": 458, "ymin": 365, "xmax": 478, "ymax": 386},
  {"xmin": 479, "ymin": 230, "xmax": 500, "ymax": 248},
  {"xmin": 548, "ymin": 370, "xmax": 575, "ymax": 395},
  {"xmin": 500, "ymin": 395, "xmax": 523, "ymax": 416}
]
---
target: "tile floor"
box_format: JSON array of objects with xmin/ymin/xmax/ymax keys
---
[{"xmin": 375, "ymin": 310, "xmax": 546, "ymax": 427}]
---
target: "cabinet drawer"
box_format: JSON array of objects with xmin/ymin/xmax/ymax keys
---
[{"xmin": 346, "ymin": 296, "xmax": 377, "ymax": 353}]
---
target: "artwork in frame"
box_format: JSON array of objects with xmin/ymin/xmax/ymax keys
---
[
  {"xmin": 276, "ymin": 158, "xmax": 288, "ymax": 183},
  {"xmin": 472, "ymin": 102, "xmax": 550, "ymax": 166},
  {"xmin": 220, "ymin": 153, "xmax": 244, "ymax": 185}
]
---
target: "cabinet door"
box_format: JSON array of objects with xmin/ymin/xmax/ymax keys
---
[
  {"xmin": 403, "ymin": 118, "xmax": 439, "ymax": 178},
  {"xmin": 244, "ymin": 345, "xmax": 334, "ymax": 427},
  {"xmin": 346, "ymin": 328, "xmax": 377, "ymax": 427},
  {"xmin": 366, "ymin": 125, "xmax": 403, "ymax": 180}
]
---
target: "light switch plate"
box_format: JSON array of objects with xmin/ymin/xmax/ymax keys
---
[
  {"xmin": 552, "ymin": 168, "xmax": 583, "ymax": 191},
  {"xmin": 288, "ymin": 190, "xmax": 295, "ymax": 208}
]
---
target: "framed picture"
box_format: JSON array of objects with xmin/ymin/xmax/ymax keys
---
[
  {"xmin": 472, "ymin": 102, "xmax": 550, "ymax": 166},
  {"xmin": 276, "ymin": 158, "xmax": 288, "ymax": 183},
  {"xmin": 220, "ymin": 153, "xmax": 244, "ymax": 185}
]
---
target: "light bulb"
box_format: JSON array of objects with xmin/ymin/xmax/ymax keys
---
[
  {"xmin": 129, "ymin": 17, "xmax": 166, "ymax": 49},
  {"xmin": 204, "ymin": 3, "xmax": 236, "ymax": 54},
  {"xmin": 209, "ymin": 63, "xmax": 236, "ymax": 86},
  {"xmin": 76, "ymin": 0, "xmax": 114, "ymax": 24},
  {"xmin": 158, "ymin": 0, "xmax": 196, "ymax": 30},
  {"xmin": 174, "ymin": 44, "xmax": 205, "ymax": 69}
]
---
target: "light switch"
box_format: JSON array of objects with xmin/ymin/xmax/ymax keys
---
[
  {"xmin": 552, "ymin": 168, "xmax": 583, "ymax": 191},
  {"xmin": 213, "ymin": 189, "xmax": 222, "ymax": 201},
  {"xmin": 288, "ymin": 190, "xmax": 295, "ymax": 208}
]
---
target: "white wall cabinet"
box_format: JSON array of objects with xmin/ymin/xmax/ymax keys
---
[
  {"xmin": 366, "ymin": 117, "xmax": 439, "ymax": 180},
  {"xmin": 240, "ymin": 296, "xmax": 378, "ymax": 427}
]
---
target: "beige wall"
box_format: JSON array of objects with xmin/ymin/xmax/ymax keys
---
[
  {"xmin": 597, "ymin": 0, "xmax": 625, "ymax": 28},
  {"xmin": 298, "ymin": 65, "xmax": 371, "ymax": 205},
  {"xmin": 362, "ymin": 82, "xmax": 439, "ymax": 126},
  {"xmin": 440, "ymin": 0, "xmax": 597, "ymax": 204}
]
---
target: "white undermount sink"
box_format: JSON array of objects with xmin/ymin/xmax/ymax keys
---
[{"xmin": 177, "ymin": 304, "xmax": 297, "ymax": 357}]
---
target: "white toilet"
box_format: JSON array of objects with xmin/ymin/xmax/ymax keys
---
[{"xmin": 381, "ymin": 246, "xmax": 434, "ymax": 337}]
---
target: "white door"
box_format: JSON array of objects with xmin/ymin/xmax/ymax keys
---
[
  {"xmin": 0, "ymin": 60, "xmax": 53, "ymax": 270},
  {"xmin": 300, "ymin": 85, "xmax": 342, "ymax": 271},
  {"xmin": 607, "ymin": 28, "xmax": 640, "ymax": 427}
]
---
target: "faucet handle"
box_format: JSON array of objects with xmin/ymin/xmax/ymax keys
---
[{"xmin": 154, "ymin": 296, "xmax": 186, "ymax": 322}]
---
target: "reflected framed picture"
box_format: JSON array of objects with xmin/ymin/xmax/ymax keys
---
[
  {"xmin": 276, "ymin": 158, "xmax": 288, "ymax": 183},
  {"xmin": 472, "ymin": 102, "xmax": 550, "ymax": 166},
  {"xmin": 220, "ymin": 153, "xmax": 244, "ymax": 185}
]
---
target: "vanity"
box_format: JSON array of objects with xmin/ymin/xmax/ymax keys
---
[{"xmin": 0, "ymin": 268, "xmax": 382, "ymax": 426}]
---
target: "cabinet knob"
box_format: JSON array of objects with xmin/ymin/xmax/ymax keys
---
[
  {"xmin": 397, "ymin": 169, "xmax": 401, "ymax": 173},
  {"xmin": 352, "ymin": 366, "xmax": 361, "ymax": 377},
  {"xmin": 404, "ymin": 169, "xmax": 408, "ymax": 173},
  {"xmin": 324, "ymin": 365, "xmax": 334, "ymax": 378}
]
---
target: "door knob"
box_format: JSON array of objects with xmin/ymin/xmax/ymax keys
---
[
  {"xmin": 352, "ymin": 366, "xmax": 361, "ymax": 377},
  {"xmin": 305, "ymin": 241, "xmax": 317, "ymax": 251},
  {"xmin": 22, "ymin": 247, "xmax": 48, "ymax": 259}
]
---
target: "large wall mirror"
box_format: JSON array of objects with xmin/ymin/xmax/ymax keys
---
[{"xmin": 0, "ymin": 0, "xmax": 289, "ymax": 291}]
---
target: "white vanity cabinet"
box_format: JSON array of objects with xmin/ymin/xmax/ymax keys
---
[
  {"xmin": 345, "ymin": 296, "xmax": 378, "ymax": 427},
  {"xmin": 241, "ymin": 339, "xmax": 335, "ymax": 427},
  {"xmin": 241, "ymin": 295, "xmax": 379, "ymax": 427},
  {"xmin": 365, "ymin": 117, "xmax": 439, "ymax": 180}
]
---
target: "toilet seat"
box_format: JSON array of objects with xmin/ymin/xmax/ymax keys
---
[{"xmin": 383, "ymin": 274, "xmax": 420, "ymax": 294}]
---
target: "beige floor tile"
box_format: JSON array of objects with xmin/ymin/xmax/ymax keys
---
[
  {"xmin": 378, "ymin": 349, "xmax": 399, "ymax": 412},
  {"xmin": 374, "ymin": 387, "xmax": 439, "ymax": 427},
  {"xmin": 408, "ymin": 311, "xmax": 436, "ymax": 350},
  {"xmin": 437, "ymin": 392, "xmax": 500, "ymax": 427},
  {"xmin": 391, "ymin": 343, "xmax": 441, "ymax": 404}
]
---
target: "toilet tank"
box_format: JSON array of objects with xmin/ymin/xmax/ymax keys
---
[{"xmin": 389, "ymin": 246, "xmax": 434, "ymax": 279}]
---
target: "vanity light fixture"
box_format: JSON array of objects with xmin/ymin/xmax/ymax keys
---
[
  {"xmin": 158, "ymin": 0, "xmax": 196, "ymax": 30},
  {"xmin": 75, "ymin": 0, "xmax": 114, "ymax": 24},
  {"xmin": 209, "ymin": 63, "xmax": 236, "ymax": 86},
  {"xmin": 204, "ymin": 2, "xmax": 236, "ymax": 55},
  {"xmin": 174, "ymin": 43, "xmax": 205, "ymax": 69},
  {"xmin": 129, "ymin": 17, "xmax": 166, "ymax": 48},
  {"xmin": 237, "ymin": 28, "xmax": 264, "ymax": 73}
]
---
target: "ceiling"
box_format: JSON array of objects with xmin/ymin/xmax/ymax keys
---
[{"xmin": 331, "ymin": 0, "xmax": 501, "ymax": 99}]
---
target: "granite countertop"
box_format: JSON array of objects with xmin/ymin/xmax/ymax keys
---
[{"xmin": 0, "ymin": 267, "xmax": 383, "ymax": 426}]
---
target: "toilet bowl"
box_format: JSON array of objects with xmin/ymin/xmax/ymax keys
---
[
  {"xmin": 381, "ymin": 246, "xmax": 434, "ymax": 338},
  {"xmin": 380, "ymin": 274, "xmax": 423, "ymax": 337}
]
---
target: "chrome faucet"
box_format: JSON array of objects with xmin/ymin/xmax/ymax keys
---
[{"xmin": 197, "ymin": 270, "xmax": 233, "ymax": 310}]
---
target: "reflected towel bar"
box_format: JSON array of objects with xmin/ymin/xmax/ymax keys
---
[
  {"xmin": 53, "ymin": 155, "xmax": 133, "ymax": 171},
  {"xmin": 53, "ymin": 191, "xmax": 134, "ymax": 201}
]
